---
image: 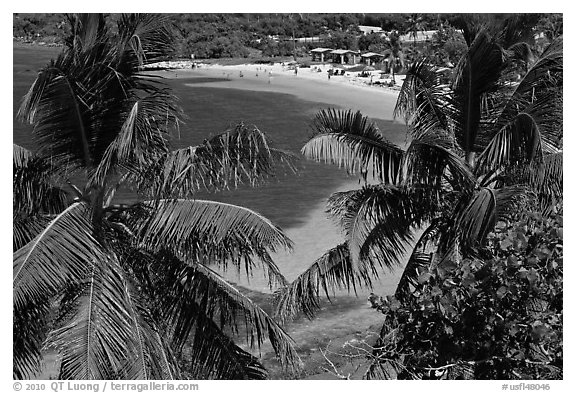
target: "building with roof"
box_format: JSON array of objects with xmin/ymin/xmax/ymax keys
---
[
  {"xmin": 310, "ymin": 47, "xmax": 333, "ymax": 62},
  {"xmin": 361, "ymin": 52, "xmax": 385, "ymax": 66},
  {"xmin": 399, "ymin": 30, "xmax": 438, "ymax": 44},
  {"xmin": 358, "ymin": 25, "xmax": 384, "ymax": 35},
  {"xmin": 330, "ymin": 49, "xmax": 360, "ymax": 65}
]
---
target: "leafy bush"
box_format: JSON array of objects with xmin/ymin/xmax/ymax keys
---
[{"xmin": 367, "ymin": 212, "xmax": 563, "ymax": 380}]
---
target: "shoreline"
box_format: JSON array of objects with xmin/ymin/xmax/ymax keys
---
[{"xmin": 148, "ymin": 61, "xmax": 406, "ymax": 127}]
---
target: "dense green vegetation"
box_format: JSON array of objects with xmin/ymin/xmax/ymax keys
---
[
  {"xmin": 367, "ymin": 211, "xmax": 563, "ymax": 379},
  {"xmin": 275, "ymin": 14, "xmax": 563, "ymax": 379},
  {"xmin": 14, "ymin": 13, "xmax": 562, "ymax": 65}
]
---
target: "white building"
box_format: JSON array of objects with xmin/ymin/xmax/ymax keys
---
[{"xmin": 358, "ymin": 25, "xmax": 384, "ymax": 36}]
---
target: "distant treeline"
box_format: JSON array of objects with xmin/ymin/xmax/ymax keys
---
[{"xmin": 13, "ymin": 13, "xmax": 563, "ymax": 60}]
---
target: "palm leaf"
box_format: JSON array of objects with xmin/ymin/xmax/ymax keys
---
[
  {"xmin": 13, "ymin": 297, "xmax": 51, "ymax": 379},
  {"xmin": 13, "ymin": 144, "xmax": 35, "ymax": 167},
  {"xmin": 133, "ymin": 198, "xmax": 291, "ymax": 288},
  {"xmin": 402, "ymin": 131, "xmax": 475, "ymax": 190},
  {"xmin": 65, "ymin": 13, "xmax": 107, "ymax": 51},
  {"xmin": 273, "ymin": 243, "xmax": 371, "ymax": 324},
  {"xmin": 13, "ymin": 214, "xmax": 51, "ymax": 252},
  {"xmin": 452, "ymin": 30, "xmax": 505, "ymax": 155},
  {"xmin": 117, "ymin": 14, "xmax": 175, "ymax": 67},
  {"xmin": 13, "ymin": 202, "xmax": 102, "ymax": 311},
  {"xmin": 153, "ymin": 254, "xmax": 300, "ymax": 372},
  {"xmin": 528, "ymin": 152, "xmax": 563, "ymax": 199},
  {"xmin": 13, "ymin": 145, "xmax": 68, "ymax": 220},
  {"xmin": 476, "ymin": 91, "xmax": 562, "ymax": 172},
  {"xmin": 18, "ymin": 15, "xmax": 181, "ymax": 174},
  {"xmin": 394, "ymin": 60, "xmax": 451, "ymax": 137},
  {"xmin": 455, "ymin": 186, "xmax": 525, "ymax": 250},
  {"xmin": 394, "ymin": 219, "xmax": 444, "ymax": 301},
  {"xmin": 47, "ymin": 253, "xmax": 134, "ymax": 379},
  {"xmin": 138, "ymin": 123, "xmax": 297, "ymax": 198},
  {"xmin": 328, "ymin": 185, "xmax": 433, "ymax": 270},
  {"xmin": 120, "ymin": 275, "xmax": 180, "ymax": 380},
  {"xmin": 18, "ymin": 53, "xmax": 97, "ymax": 169},
  {"xmin": 187, "ymin": 311, "xmax": 268, "ymax": 380},
  {"xmin": 303, "ymin": 109, "xmax": 403, "ymax": 184},
  {"xmin": 499, "ymin": 37, "xmax": 563, "ymax": 120},
  {"xmin": 90, "ymin": 91, "xmax": 180, "ymax": 188}
]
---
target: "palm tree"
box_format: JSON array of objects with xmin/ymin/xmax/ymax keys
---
[
  {"xmin": 274, "ymin": 16, "xmax": 562, "ymax": 331},
  {"xmin": 14, "ymin": 13, "xmax": 300, "ymax": 380},
  {"xmin": 406, "ymin": 13, "xmax": 426, "ymax": 49},
  {"xmin": 380, "ymin": 32, "xmax": 405, "ymax": 83}
]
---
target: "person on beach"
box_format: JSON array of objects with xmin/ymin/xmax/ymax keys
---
[
  {"xmin": 294, "ymin": 67, "xmax": 298, "ymax": 76},
  {"xmin": 268, "ymin": 71, "xmax": 272, "ymax": 84}
]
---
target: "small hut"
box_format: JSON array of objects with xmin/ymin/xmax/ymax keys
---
[
  {"xmin": 330, "ymin": 49, "xmax": 360, "ymax": 65},
  {"xmin": 310, "ymin": 48, "xmax": 333, "ymax": 63},
  {"xmin": 361, "ymin": 52, "xmax": 385, "ymax": 66}
]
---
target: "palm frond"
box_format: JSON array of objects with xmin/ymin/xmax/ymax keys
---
[
  {"xmin": 452, "ymin": 30, "xmax": 505, "ymax": 154},
  {"xmin": 273, "ymin": 243, "xmax": 370, "ymax": 324},
  {"xmin": 47, "ymin": 253, "xmax": 134, "ymax": 380},
  {"xmin": 65, "ymin": 14, "xmax": 107, "ymax": 51},
  {"xmin": 117, "ymin": 14, "xmax": 175, "ymax": 67},
  {"xmin": 18, "ymin": 55, "xmax": 95, "ymax": 169},
  {"xmin": 138, "ymin": 123, "xmax": 297, "ymax": 198},
  {"xmin": 455, "ymin": 186, "xmax": 526, "ymax": 250},
  {"xmin": 13, "ymin": 145, "xmax": 68, "ymax": 219},
  {"xmin": 500, "ymin": 37, "xmax": 563, "ymax": 117},
  {"xmin": 154, "ymin": 254, "xmax": 300, "ymax": 372},
  {"xmin": 394, "ymin": 60, "xmax": 451, "ymax": 136},
  {"xmin": 328, "ymin": 185, "xmax": 434, "ymax": 270},
  {"xmin": 90, "ymin": 91, "xmax": 180, "ymax": 188},
  {"xmin": 303, "ymin": 109, "xmax": 403, "ymax": 184},
  {"xmin": 13, "ymin": 144, "xmax": 34, "ymax": 167},
  {"xmin": 13, "ymin": 214, "xmax": 51, "ymax": 252},
  {"xmin": 394, "ymin": 219, "xmax": 444, "ymax": 301},
  {"xmin": 529, "ymin": 152, "xmax": 563, "ymax": 198},
  {"xmin": 187, "ymin": 311, "xmax": 268, "ymax": 379},
  {"xmin": 402, "ymin": 130, "xmax": 475, "ymax": 190},
  {"xmin": 13, "ymin": 202, "xmax": 101, "ymax": 311},
  {"xmin": 18, "ymin": 15, "xmax": 181, "ymax": 174},
  {"xmin": 477, "ymin": 91, "xmax": 562, "ymax": 172},
  {"xmin": 13, "ymin": 297, "xmax": 51, "ymax": 379},
  {"xmin": 121, "ymin": 276, "xmax": 180, "ymax": 380},
  {"xmin": 133, "ymin": 198, "xmax": 291, "ymax": 288}
]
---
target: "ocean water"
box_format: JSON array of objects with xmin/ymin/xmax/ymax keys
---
[{"xmin": 13, "ymin": 44, "xmax": 407, "ymax": 294}]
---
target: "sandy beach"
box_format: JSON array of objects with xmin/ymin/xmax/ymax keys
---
[{"xmin": 157, "ymin": 61, "xmax": 405, "ymax": 131}]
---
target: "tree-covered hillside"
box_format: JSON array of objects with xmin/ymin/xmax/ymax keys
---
[{"xmin": 14, "ymin": 13, "xmax": 562, "ymax": 60}]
